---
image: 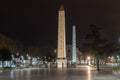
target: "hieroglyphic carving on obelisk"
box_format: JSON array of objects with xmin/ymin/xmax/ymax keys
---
[{"xmin": 57, "ymin": 5, "xmax": 67, "ymax": 68}]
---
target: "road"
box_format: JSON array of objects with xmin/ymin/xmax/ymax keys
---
[{"xmin": 0, "ymin": 66, "xmax": 94, "ymax": 80}]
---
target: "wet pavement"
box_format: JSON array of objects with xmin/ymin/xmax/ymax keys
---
[
  {"xmin": 0, "ymin": 66, "xmax": 94, "ymax": 80},
  {"xmin": 93, "ymin": 69, "xmax": 120, "ymax": 80},
  {"xmin": 0, "ymin": 66, "xmax": 119, "ymax": 80}
]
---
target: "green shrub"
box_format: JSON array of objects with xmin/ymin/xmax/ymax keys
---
[{"xmin": 112, "ymin": 66, "xmax": 120, "ymax": 70}]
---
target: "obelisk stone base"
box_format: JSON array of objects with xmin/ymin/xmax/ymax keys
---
[{"xmin": 57, "ymin": 58, "xmax": 67, "ymax": 68}]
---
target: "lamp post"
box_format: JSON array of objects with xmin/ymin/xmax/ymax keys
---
[
  {"xmin": 87, "ymin": 56, "xmax": 91, "ymax": 65},
  {"xmin": 117, "ymin": 55, "xmax": 120, "ymax": 66},
  {"xmin": 44, "ymin": 56, "xmax": 46, "ymax": 64}
]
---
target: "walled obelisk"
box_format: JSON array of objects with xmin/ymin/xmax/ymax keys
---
[
  {"xmin": 72, "ymin": 25, "xmax": 77, "ymax": 65},
  {"xmin": 57, "ymin": 5, "xmax": 67, "ymax": 68}
]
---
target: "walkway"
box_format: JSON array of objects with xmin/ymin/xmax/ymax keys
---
[{"xmin": 93, "ymin": 69, "xmax": 120, "ymax": 80}]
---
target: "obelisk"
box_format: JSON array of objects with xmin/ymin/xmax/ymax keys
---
[
  {"xmin": 57, "ymin": 5, "xmax": 67, "ymax": 68},
  {"xmin": 72, "ymin": 25, "xmax": 77, "ymax": 65}
]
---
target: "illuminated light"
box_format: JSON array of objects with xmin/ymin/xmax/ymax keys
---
[
  {"xmin": 87, "ymin": 56, "xmax": 90, "ymax": 60},
  {"xmin": 23, "ymin": 60, "xmax": 26, "ymax": 63},
  {"xmin": 117, "ymin": 55, "xmax": 119, "ymax": 58},
  {"xmin": 87, "ymin": 56, "xmax": 91, "ymax": 65},
  {"xmin": 21, "ymin": 55, "xmax": 24, "ymax": 60}
]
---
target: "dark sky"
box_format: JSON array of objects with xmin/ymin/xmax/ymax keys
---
[{"xmin": 0, "ymin": 0, "xmax": 120, "ymax": 47}]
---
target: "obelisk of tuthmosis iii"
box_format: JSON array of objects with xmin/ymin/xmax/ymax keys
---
[{"xmin": 57, "ymin": 5, "xmax": 67, "ymax": 68}]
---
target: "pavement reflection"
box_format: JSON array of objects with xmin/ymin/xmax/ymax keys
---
[
  {"xmin": 0, "ymin": 66, "xmax": 94, "ymax": 80},
  {"xmin": 87, "ymin": 66, "xmax": 92, "ymax": 80}
]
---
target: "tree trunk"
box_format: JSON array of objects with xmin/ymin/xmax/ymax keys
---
[
  {"xmin": 2, "ymin": 61, "xmax": 3, "ymax": 68},
  {"xmin": 94, "ymin": 57, "xmax": 96, "ymax": 65},
  {"xmin": 96, "ymin": 56, "xmax": 100, "ymax": 71}
]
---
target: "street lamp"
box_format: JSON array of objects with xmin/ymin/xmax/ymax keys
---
[
  {"xmin": 87, "ymin": 56, "xmax": 91, "ymax": 65},
  {"xmin": 87, "ymin": 57, "xmax": 90, "ymax": 60},
  {"xmin": 117, "ymin": 55, "xmax": 120, "ymax": 66}
]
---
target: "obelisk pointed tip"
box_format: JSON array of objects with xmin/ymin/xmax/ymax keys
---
[
  {"xmin": 73, "ymin": 25, "xmax": 76, "ymax": 27},
  {"xmin": 59, "ymin": 4, "xmax": 64, "ymax": 11}
]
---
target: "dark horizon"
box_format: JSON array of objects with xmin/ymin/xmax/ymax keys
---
[{"xmin": 0, "ymin": 0, "xmax": 120, "ymax": 47}]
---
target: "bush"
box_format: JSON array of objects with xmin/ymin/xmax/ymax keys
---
[{"xmin": 112, "ymin": 66, "xmax": 120, "ymax": 70}]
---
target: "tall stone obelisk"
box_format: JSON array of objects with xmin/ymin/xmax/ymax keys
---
[
  {"xmin": 72, "ymin": 25, "xmax": 77, "ymax": 65},
  {"xmin": 57, "ymin": 5, "xmax": 67, "ymax": 68}
]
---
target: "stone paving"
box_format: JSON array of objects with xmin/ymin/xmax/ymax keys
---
[
  {"xmin": 0, "ymin": 66, "xmax": 119, "ymax": 80},
  {"xmin": 93, "ymin": 69, "xmax": 120, "ymax": 80}
]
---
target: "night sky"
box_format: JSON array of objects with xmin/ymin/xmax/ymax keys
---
[{"xmin": 0, "ymin": 0, "xmax": 120, "ymax": 47}]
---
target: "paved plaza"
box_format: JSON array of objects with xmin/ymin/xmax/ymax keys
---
[{"xmin": 0, "ymin": 65, "xmax": 119, "ymax": 80}]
